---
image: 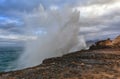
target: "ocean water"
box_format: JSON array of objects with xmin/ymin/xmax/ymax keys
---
[{"xmin": 0, "ymin": 46, "xmax": 23, "ymax": 72}]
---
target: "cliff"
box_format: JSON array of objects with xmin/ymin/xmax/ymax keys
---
[{"xmin": 0, "ymin": 35, "xmax": 120, "ymax": 79}]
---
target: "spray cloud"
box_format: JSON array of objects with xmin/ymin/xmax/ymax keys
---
[{"xmin": 18, "ymin": 5, "xmax": 86, "ymax": 69}]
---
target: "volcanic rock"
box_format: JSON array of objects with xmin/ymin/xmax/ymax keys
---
[
  {"xmin": 90, "ymin": 35, "xmax": 120, "ymax": 49},
  {"xmin": 113, "ymin": 35, "xmax": 120, "ymax": 47},
  {"xmin": 0, "ymin": 35, "xmax": 120, "ymax": 79}
]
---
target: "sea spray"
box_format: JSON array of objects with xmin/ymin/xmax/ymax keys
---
[{"xmin": 17, "ymin": 5, "xmax": 86, "ymax": 69}]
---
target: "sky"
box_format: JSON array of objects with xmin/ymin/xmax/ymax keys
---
[{"xmin": 0, "ymin": 0, "xmax": 120, "ymax": 41}]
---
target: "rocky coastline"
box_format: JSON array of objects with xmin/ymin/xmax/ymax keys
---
[{"xmin": 0, "ymin": 35, "xmax": 120, "ymax": 79}]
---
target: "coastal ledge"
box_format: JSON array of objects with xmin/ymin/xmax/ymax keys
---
[
  {"xmin": 0, "ymin": 35, "xmax": 120, "ymax": 79},
  {"xmin": 90, "ymin": 35, "xmax": 120, "ymax": 49}
]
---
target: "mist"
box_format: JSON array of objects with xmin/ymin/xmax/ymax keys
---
[{"xmin": 17, "ymin": 5, "xmax": 87, "ymax": 69}]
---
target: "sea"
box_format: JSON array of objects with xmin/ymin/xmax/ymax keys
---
[{"xmin": 0, "ymin": 46, "xmax": 24, "ymax": 72}]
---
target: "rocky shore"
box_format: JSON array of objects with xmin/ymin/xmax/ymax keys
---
[
  {"xmin": 0, "ymin": 35, "xmax": 120, "ymax": 79},
  {"xmin": 90, "ymin": 35, "xmax": 120, "ymax": 49}
]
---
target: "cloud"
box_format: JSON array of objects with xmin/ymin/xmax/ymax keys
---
[
  {"xmin": 0, "ymin": 0, "xmax": 40, "ymax": 11},
  {"xmin": 0, "ymin": 0, "xmax": 120, "ymax": 41},
  {"xmin": 76, "ymin": 0, "xmax": 119, "ymax": 6},
  {"xmin": 0, "ymin": 16, "xmax": 24, "ymax": 37},
  {"xmin": 0, "ymin": 0, "xmax": 119, "ymax": 15},
  {"xmin": 74, "ymin": 0, "xmax": 120, "ymax": 40}
]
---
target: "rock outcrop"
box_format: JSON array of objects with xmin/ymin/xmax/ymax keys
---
[
  {"xmin": 113, "ymin": 35, "xmax": 120, "ymax": 47},
  {"xmin": 90, "ymin": 35, "xmax": 120, "ymax": 49},
  {"xmin": 0, "ymin": 35, "xmax": 120, "ymax": 79}
]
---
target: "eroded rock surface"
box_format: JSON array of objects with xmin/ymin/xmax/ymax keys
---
[
  {"xmin": 0, "ymin": 48, "xmax": 120, "ymax": 79},
  {"xmin": 90, "ymin": 35, "xmax": 120, "ymax": 49},
  {"xmin": 0, "ymin": 35, "xmax": 120, "ymax": 79}
]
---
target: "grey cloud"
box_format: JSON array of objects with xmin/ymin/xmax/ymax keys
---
[
  {"xmin": 0, "ymin": 0, "xmax": 120, "ymax": 41},
  {"xmin": 0, "ymin": 0, "xmax": 119, "ymax": 14},
  {"xmin": 0, "ymin": 17, "xmax": 24, "ymax": 34},
  {"xmin": 80, "ymin": 7, "xmax": 120, "ymax": 40},
  {"xmin": 77, "ymin": 0, "xmax": 118, "ymax": 7},
  {"xmin": 0, "ymin": 0, "xmax": 80, "ymax": 17},
  {"xmin": 0, "ymin": 0, "xmax": 41, "ymax": 11},
  {"xmin": 0, "ymin": 0, "xmax": 43, "ymax": 17},
  {"xmin": 87, "ymin": 0, "xmax": 115, "ymax": 5},
  {"xmin": 1, "ymin": 0, "xmax": 117, "ymax": 16}
]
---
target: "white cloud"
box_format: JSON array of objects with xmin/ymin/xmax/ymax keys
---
[
  {"xmin": 50, "ymin": 5, "xmax": 59, "ymax": 10},
  {"xmin": 0, "ymin": 34, "xmax": 37, "ymax": 41},
  {"xmin": 75, "ymin": 0, "xmax": 120, "ymax": 17},
  {"xmin": 73, "ymin": 0, "xmax": 120, "ymax": 40},
  {"xmin": 0, "ymin": 0, "xmax": 120, "ymax": 41}
]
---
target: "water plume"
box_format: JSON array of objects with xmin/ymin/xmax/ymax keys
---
[{"xmin": 18, "ymin": 5, "xmax": 86, "ymax": 69}]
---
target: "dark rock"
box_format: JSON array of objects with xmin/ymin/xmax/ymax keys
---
[{"xmin": 0, "ymin": 35, "xmax": 120, "ymax": 79}]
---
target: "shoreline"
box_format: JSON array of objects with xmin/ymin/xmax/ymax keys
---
[
  {"xmin": 0, "ymin": 35, "xmax": 120, "ymax": 79},
  {"xmin": 0, "ymin": 47, "xmax": 120, "ymax": 79}
]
